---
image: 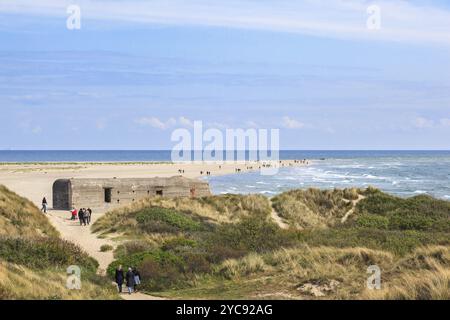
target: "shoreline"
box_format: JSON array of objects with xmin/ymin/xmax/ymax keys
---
[{"xmin": 0, "ymin": 160, "xmax": 309, "ymax": 208}]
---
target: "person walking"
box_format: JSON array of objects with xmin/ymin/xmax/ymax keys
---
[
  {"xmin": 71, "ymin": 207, "xmax": 77, "ymax": 220},
  {"xmin": 115, "ymin": 265, "xmax": 124, "ymax": 293},
  {"xmin": 41, "ymin": 197, "xmax": 48, "ymax": 213},
  {"xmin": 133, "ymin": 267, "xmax": 141, "ymax": 292},
  {"xmin": 125, "ymin": 267, "xmax": 135, "ymax": 294},
  {"xmin": 86, "ymin": 208, "xmax": 92, "ymax": 225},
  {"xmin": 78, "ymin": 208, "xmax": 85, "ymax": 226}
]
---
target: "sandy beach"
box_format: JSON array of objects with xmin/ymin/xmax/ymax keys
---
[{"xmin": 0, "ymin": 160, "xmax": 308, "ymax": 206}]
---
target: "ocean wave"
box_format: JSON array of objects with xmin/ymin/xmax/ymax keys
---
[{"xmin": 259, "ymin": 190, "xmax": 276, "ymax": 195}]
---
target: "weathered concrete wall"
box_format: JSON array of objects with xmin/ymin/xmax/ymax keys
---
[{"xmin": 52, "ymin": 176, "xmax": 211, "ymax": 210}]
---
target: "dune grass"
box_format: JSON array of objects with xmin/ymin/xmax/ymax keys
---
[
  {"xmin": 0, "ymin": 185, "xmax": 58, "ymax": 237},
  {"xmin": 159, "ymin": 245, "xmax": 449, "ymax": 300},
  {"xmin": 271, "ymin": 188, "xmax": 359, "ymax": 229},
  {"xmin": 95, "ymin": 187, "xmax": 449, "ymax": 299},
  {"xmin": 93, "ymin": 194, "xmax": 272, "ymax": 236},
  {"xmin": 0, "ymin": 261, "xmax": 117, "ymax": 300}
]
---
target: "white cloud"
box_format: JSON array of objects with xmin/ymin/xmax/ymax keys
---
[
  {"xmin": 244, "ymin": 120, "xmax": 259, "ymax": 128},
  {"xmin": 178, "ymin": 116, "xmax": 194, "ymax": 128},
  {"xmin": 135, "ymin": 117, "xmax": 175, "ymax": 130},
  {"xmin": 135, "ymin": 116, "xmax": 194, "ymax": 130},
  {"xmin": 282, "ymin": 116, "xmax": 305, "ymax": 129},
  {"xmin": 412, "ymin": 116, "xmax": 434, "ymax": 128},
  {"xmin": 1, "ymin": 0, "xmax": 450, "ymax": 46}
]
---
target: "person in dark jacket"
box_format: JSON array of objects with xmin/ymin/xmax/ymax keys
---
[
  {"xmin": 132, "ymin": 267, "xmax": 141, "ymax": 292},
  {"xmin": 86, "ymin": 208, "xmax": 92, "ymax": 225},
  {"xmin": 115, "ymin": 265, "xmax": 124, "ymax": 293},
  {"xmin": 78, "ymin": 208, "xmax": 85, "ymax": 226},
  {"xmin": 41, "ymin": 197, "xmax": 48, "ymax": 213},
  {"xmin": 125, "ymin": 267, "xmax": 135, "ymax": 294}
]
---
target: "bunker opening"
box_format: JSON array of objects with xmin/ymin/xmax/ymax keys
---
[{"xmin": 104, "ymin": 188, "xmax": 112, "ymax": 203}]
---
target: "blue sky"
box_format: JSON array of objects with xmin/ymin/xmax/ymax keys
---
[{"xmin": 0, "ymin": 0, "xmax": 449, "ymax": 150}]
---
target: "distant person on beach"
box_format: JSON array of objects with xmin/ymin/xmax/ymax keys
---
[
  {"xmin": 115, "ymin": 265, "xmax": 124, "ymax": 293},
  {"xmin": 71, "ymin": 208, "xmax": 77, "ymax": 220},
  {"xmin": 85, "ymin": 208, "xmax": 92, "ymax": 225},
  {"xmin": 41, "ymin": 197, "xmax": 47, "ymax": 213},
  {"xmin": 126, "ymin": 267, "xmax": 135, "ymax": 294},
  {"xmin": 133, "ymin": 267, "xmax": 141, "ymax": 292}
]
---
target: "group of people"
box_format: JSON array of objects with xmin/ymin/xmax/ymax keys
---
[
  {"xmin": 115, "ymin": 265, "xmax": 141, "ymax": 294},
  {"xmin": 70, "ymin": 207, "xmax": 92, "ymax": 226}
]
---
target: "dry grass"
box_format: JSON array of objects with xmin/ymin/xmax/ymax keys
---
[
  {"xmin": 0, "ymin": 185, "xmax": 58, "ymax": 238},
  {"xmin": 0, "ymin": 261, "xmax": 117, "ymax": 300},
  {"xmin": 208, "ymin": 245, "xmax": 449, "ymax": 300},
  {"xmin": 93, "ymin": 194, "xmax": 271, "ymax": 235},
  {"xmin": 361, "ymin": 246, "xmax": 450, "ymax": 300},
  {"xmin": 271, "ymin": 188, "xmax": 360, "ymax": 229}
]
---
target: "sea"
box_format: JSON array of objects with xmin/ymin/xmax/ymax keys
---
[{"xmin": 1, "ymin": 150, "xmax": 449, "ymax": 200}]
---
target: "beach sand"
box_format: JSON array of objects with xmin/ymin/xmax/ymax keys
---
[{"xmin": 0, "ymin": 160, "xmax": 308, "ymax": 206}]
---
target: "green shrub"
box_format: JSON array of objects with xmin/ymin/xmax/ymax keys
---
[
  {"xmin": 206, "ymin": 217, "xmax": 296, "ymax": 256},
  {"xmin": 356, "ymin": 192, "xmax": 450, "ymax": 232},
  {"xmin": 100, "ymin": 244, "xmax": 113, "ymax": 252},
  {"xmin": 297, "ymin": 227, "xmax": 450, "ymax": 256},
  {"xmin": 0, "ymin": 236, "xmax": 98, "ymax": 272},
  {"xmin": 357, "ymin": 214, "xmax": 389, "ymax": 229},
  {"xmin": 114, "ymin": 240, "xmax": 156, "ymax": 258},
  {"xmin": 356, "ymin": 192, "xmax": 403, "ymax": 216},
  {"xmin": 107, "ymin": 249, "xmax": 189, "ymax": 291},
  {"xmin": 162, "ymin": 237, "xmax": 198, "ymax": 251},
  {"xmin": 136, "ymin": 207, "xmax": 202, "ymax": 233}
]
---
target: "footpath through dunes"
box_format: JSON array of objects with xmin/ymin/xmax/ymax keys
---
[
  {"xmin": 46, "ymin": 209, "xmax": 115, "ymax": 274},
  {"xmin": 45, "ymin": 208, "xmax": 166, "ymax": 300}
]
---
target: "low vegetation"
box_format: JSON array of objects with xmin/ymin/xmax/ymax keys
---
[
  {"xmin": 92, "ymin": 194, "xmax": 271, "ymax": 236},
  {"xmin": 0, "ymin": 185, "xmax": 117, "ymax": 299},
  {"xmin": 0, "ymin": 261, "xmax": 116, "ymax": 300},
  {"xmin": 0, "ymin": 185, "xmax": 58, "ymax": 237},
  {"xmin": 271, "ymin": 188, "xmax": 358, "ymax": 229},
  {"xmin": 93, "ymin": 187, "xmax": 450, "ymax": 300},
  {"xmin": 100, "ymin": 244, "xmax": 114, "ymax": 252}
]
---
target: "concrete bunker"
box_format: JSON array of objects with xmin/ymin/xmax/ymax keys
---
[{"xmin": 52, "ymin": 176, "xmax": 211, "ymax": 210}]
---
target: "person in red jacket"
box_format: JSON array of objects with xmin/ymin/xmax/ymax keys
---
[{"xmin": 71, "ymin": 208, "xmax": 77, "ymax": 220}]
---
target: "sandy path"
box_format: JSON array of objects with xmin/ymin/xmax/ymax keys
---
[
  {"xmin": 46, "ymin": 208, "xmax": 165, "ymax": 300},
  {"xmin": 46, "ymin": 208, "xmax": 115, "ymax": 273},
  {"xmin": 269, "ymin": 199, "xmax": 289, "ymax": 229},
  {"xmin": 341, "ymin": 194, "xmax": 366, "ymax": 223}
]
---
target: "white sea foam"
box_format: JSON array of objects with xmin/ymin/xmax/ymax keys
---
[{"xmin": 259, "ymin": 190, "xmax": 276, "ymax": 195}]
